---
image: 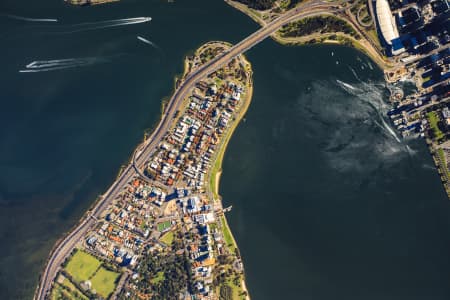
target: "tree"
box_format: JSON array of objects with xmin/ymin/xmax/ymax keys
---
[
  {"xmin": 235, "ymin": 0, "xmax": 275, "ymax": 10},
  {"xmin": 219, "ymin": 285, "xmax": 233, "ymax": 300}
]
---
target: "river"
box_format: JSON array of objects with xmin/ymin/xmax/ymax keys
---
[{"xmin": 0, "ymin": 0, "xmax": 449, "ymax": 299}]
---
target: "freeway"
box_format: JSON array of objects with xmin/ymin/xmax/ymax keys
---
[{"xmin": 34, "ymin": 1, "xmax": 345, "ymax": 299}]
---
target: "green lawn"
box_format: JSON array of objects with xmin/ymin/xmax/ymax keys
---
[
  {"xmin": 217, "ymin": 276, "xmax": 247, "ymax": 300},
  {"xmin": 50, "ymin": 284, "xmax": 67, "ymax": 300},
  {"xmin": 65, "ymin": 250, "xmax": 102, "ymax": 283},
  {"xmin": 150, "ymin": 271, "xmax": 165, "ymax": 284},
  {"xmin": 209, "ymin": 222, "xmax": 218, "ymax": 232},
  {"xmin": 427, "ymin": 112, "xmax": 445, "ymax": 140},
  {"xmin": 61, "ymin": 278, "xmax": 88, "ymax": 300},
  {"xmin": 157, "ymin": 221, "xmax": 171, "ymax": 232},
  {"xmin": 51, "ymin": 283, "xmax": 87, "ymax": 300},
  {"xmin": 90, "ymin": 267, "xmax": 120, "ymax": 298},
  {"xmin": 228, "ymin": 276, "xmax": 246, "ymax": 300},
  {"xmin": 221, "ymin": 217, "xmax": 235, "ymax": 251},
  {"xmin": 160, "ymin": 231, "xmax": 174, "ymax": 245}
]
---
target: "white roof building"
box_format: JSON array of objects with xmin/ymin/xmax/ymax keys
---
[{"xmin": 376, "ymin": 0, "xmax": 400, "ymax": 45}]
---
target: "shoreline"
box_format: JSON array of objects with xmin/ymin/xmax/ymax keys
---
[
  {"xmin": 271, "ymin": 30, "xmax": 390, "ymax": 71},
  {"xmin": 225, "ymin": 0, "xmax": 394, "ymax": 72},
  {"xmin": 207, "ymin": 54, "xmax": 254, "ymax": 300}
]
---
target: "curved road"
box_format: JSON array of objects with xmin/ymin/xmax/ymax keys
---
[{"xmin": 35, "ymin": 1, "xmax": 345, "ymax": 299}]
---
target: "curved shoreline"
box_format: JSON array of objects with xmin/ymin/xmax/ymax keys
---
[
  {"xmin": 216, "ymin": 77, "xmax": 253, "ymax": 300},
  {"xmin": 206, "ymin": 50, "xmax": 254, "ymax": 300}
]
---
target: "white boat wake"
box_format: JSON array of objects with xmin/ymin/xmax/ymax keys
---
[
  {"xmin": 60, "ymin": 17, "xmax": 152, "ymax": 33},
  {"xmin": 336, "ymin": 79, "xmax": 402, "ymax": 145},
  {"xmin": 379, "ymin": 118, "xmax": 401, "ymax": 143},
  {"xmin": 20, "ymin": 56, "xmax": 109, "ymax": 73},
  {"xmin": 1, "ymin": 13, "xmax": 58, "ymax": 22},
  {"xmin": 336, "ymin": 79, "xmax": 359, "ymax": 91},
  {"xmin": 137, "ymin": 35, "xmax": 160, "ymax": 50}
]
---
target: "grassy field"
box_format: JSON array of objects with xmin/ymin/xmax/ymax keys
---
[
  {"xmin": 90, "ymin": 267, "xmax": 120, "ymax": 298},
  {"xmin": 160, "ymin": 231, "xmax": 174, "ymax": 245},
  {"xmin": 221, "ymin": 216, "xmax": 236, "ymax": 252},
  {"xmin": 157, "ymin": 220, "xmax": 171, "ymax": 232},
  {"xmin": 51, "ymin": 283, "xmax": 87, "ymax": 300},
  {"xmin": 228, "ymin": 277, "xmax": 246, "ymax": 300},
  {"xmin": 65, "ymin": 250, "xmax": 102, "ymax": 283},
  {"xmin": 217, "ymin": 276, "xmax": 246, "ymax": 300},
  {"xmin": 150, "ymin": 271, "xmax": 165, "ymax": 284},
  {"xmin": 61, "ymin": 278, "xmax": 88, "ymax": 300},
  {"xmin": 427, "ymin": 111, "xmax": 445, "ymax": 140},
  {"xmin": 51, "ymin": 284, "xmax": 70, "ymax": 300},
  {"xmin": 209, "ymin": 222, "xmax": 218, "ymax": 232}
]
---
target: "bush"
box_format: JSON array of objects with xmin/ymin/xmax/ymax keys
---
[{"xmin": 279, "ymin": 16, "xmax": 357, "ymax": 38}]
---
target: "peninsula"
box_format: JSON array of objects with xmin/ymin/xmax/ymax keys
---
[{"xmin": 35, "ymin": 41, "xmax": 252, "ymax": 300}]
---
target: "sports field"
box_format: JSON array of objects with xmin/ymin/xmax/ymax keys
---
[
  {"xmin": 90, "ymin": 267, "xmax": 120, "ymax": 298},
  {"xmin": 65, "ymin": 250, "xmax": 102, "ymax": 282},
  {"xmin": 160, "ymin": 231, "xmax": 174, "ymax": 245},
  {"xmin": 157, "ymin": 220, "xmax": 171, "ymax": 232}
]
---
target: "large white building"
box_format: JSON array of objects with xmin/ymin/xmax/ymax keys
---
[{"xmin": 375, "ymin": 0, "xmax": 405, "ymax": 55}]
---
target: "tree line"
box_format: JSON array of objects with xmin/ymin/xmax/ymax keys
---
[{"xmin": 235, "ymin": 0, "xmax": 275, "ymax": 10}]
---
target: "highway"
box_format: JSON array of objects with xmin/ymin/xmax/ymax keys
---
[{"xmin": 34, "ymin": 1, "xmax": 345, "ymax": 299}]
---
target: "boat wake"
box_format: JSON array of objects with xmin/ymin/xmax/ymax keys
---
[
  {"xmin": 1, "ymin": 13, "xmax": 58, "ymax": 22},
  {"xmin": 296, "ymin": 78, "xmax": 417, "ymax": 173},
  {"xmin": 58, "ymin": 17, "xmax": 152, "ymax": 34},
  {"xmin": 20, "ymin": 56, "xmax": 109, "ymax": 73},
  {"xmin": 137, "ymin": 35, "xmax": 160, "ymax": 50},
  {"xmin": 378, "ymin": 117, "xmax": 401, "ymax": 143},
  {"xmin": 336, "ymin": 79, "xmax": 359, "ymax": 91}
]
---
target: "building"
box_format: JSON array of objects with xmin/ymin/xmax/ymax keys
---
[{"xmin": 375, "ymin": 0, "xmax": 405, "ymax": 55}]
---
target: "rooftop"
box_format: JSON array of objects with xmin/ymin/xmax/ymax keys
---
[{"xmin": 376, "ymin": 0, "xmax": 400, "ymax": 45}]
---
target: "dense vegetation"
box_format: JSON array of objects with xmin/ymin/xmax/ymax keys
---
[
  {"xmin": 235, "ymin": 0, "xmax": 275, "ymax": 10},
  {"xmin": 286, "ymin": 0, "xmax": 302, "ymax": 9},
  {"xmin": 219, "ymin": 285, "xmax": 233, "ymax": 300},
  {"xmin": 137, "ymin": 253, "xmax": 189, "ymax": 299},
  {"xmin": 279, "ymin": 16, "xmax": 359, "ymax": 38},
  {"xmin": 135, "ymin": 232, "xmax": 189, "ymax": 299}
]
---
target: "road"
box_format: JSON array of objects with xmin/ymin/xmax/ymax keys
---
[{"xmin": 34, "ymin": 1, "xmax": 345, "ymax": 299}]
